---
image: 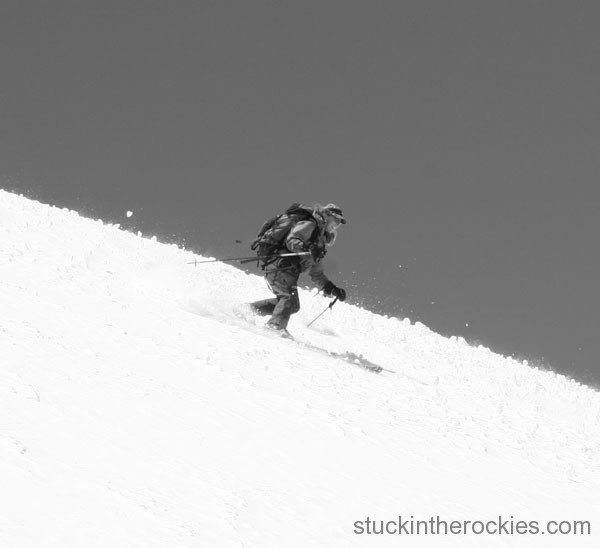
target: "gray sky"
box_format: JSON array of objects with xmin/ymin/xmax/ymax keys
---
[{"xmin": 2, "ymin": 1, "xmax": 599, "ymax": 386}]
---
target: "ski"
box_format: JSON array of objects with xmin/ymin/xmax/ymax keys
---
[
  {"xmin": 231, "ymin": 308, "xmax": 393, "ymax": 374},
  {"xmin": 296, "ymin": 340, "xmax": 388, "ymax": 374}
]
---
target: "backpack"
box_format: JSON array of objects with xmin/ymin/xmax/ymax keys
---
[{"xmin": 250, "ymin": 203, "xmax": 317, "ymax": 265}]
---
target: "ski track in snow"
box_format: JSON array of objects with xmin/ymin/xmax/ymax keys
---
[{"xmin": 1, "ymin": 189, "xmax": 599, "ymax": 547}]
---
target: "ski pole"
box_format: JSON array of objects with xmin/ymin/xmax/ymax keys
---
[
  {"xmin": 307, "ymin": 297, "xmax": 339, "ymax": 327},
  {"xmin": 187, "ymin": 251, "xmax": 310, "ymax": 266},
  {"xmin": 238, "ymin": 251, "xmax": 312, "ymax": 265}
]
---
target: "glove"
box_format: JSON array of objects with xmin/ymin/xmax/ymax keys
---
[
  {"xmin": 323, "ymin": 281, "xmax": 347, "ymax": 301},
  {"xmin": 307, "ymin": 243, "xmax": 325, "ymax": 262}
]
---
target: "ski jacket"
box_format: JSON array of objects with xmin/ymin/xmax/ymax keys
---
[{"xmin": 283, "ymin": 218, "xmax": 331, "ymax": 289}]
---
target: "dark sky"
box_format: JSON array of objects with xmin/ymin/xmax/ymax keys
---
[{"xmin": 2, "ymin": 1, "xmax": 599, "ymax": 386}]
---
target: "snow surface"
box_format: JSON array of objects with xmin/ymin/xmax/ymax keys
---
[{"xmin": 1, "ymin": 189, "xmax": 598, "ymax": 548}]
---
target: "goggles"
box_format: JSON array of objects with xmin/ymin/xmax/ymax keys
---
[{"xmin": 325, "ymin": 207, "xmax": 346, "ymax": 225}]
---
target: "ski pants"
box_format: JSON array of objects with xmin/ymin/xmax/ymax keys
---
[{"xmin": 251, "ymin": 259, "xmax": 301, "ymax": 329}]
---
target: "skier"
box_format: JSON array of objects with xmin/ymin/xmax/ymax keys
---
[{"xmin": 249, "ymin": 203, "xmax": 347, "ymax": 336}]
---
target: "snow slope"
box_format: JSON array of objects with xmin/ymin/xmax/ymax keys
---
[{"xmin": 1, "ymin": 189, "xmax": 598, "ymax": 548}]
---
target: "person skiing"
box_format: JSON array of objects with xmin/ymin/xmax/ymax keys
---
[{"xmin": 249, "ymin": 203, "xmax": 347, "ymax": 336}]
